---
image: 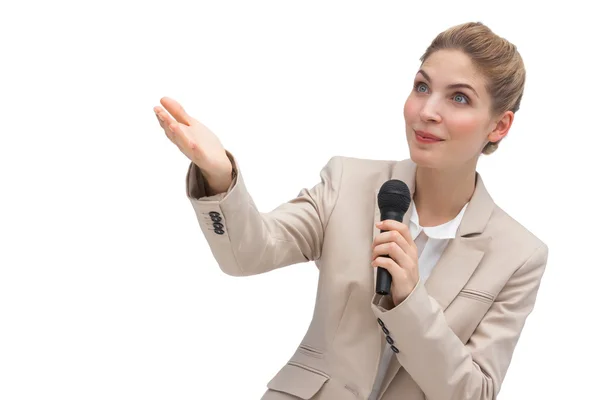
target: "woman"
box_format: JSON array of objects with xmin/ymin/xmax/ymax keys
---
[{"xmin": 154, "ymin": 21, "xmax": 548, "ymax": 400}]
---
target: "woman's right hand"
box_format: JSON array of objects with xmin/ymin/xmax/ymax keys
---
[{"xmin": 154, "ymin": 97, "xmax": 233, "ymax": 193}]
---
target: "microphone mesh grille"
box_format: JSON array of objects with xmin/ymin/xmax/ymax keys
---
[{"xmin": 377, "ymin": 179, "xmax": 411, "ymax": 212}]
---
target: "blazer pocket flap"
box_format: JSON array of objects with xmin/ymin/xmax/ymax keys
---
[{"xmin": 266, "ymin": 362, "xmax": 329, "ymax": 399}]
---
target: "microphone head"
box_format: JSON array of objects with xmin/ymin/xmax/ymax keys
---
[{"xmin": 377, "ymin": 179, "xmax": 411, "ymax": 213}]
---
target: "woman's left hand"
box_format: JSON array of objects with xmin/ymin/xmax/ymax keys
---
[{"xmin": 371, "ymin": 220, "xmax": 420, "ymax": 306}]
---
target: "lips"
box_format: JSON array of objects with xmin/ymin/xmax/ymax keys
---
[{"xmin": 415, "ymin": 130, "xmax": 443, "ymax": 141}]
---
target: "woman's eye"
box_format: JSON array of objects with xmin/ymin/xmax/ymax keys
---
[
  {"xmin": 414, "ymin": 82, "xmax": 428, "ymax": 93},
  {"xmin": 453, "ymin": 93, "xmax": 469, "ymax": 104}
]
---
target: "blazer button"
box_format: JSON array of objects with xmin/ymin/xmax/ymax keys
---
[
  {"xmin": 211, "ymin": 215, "xmax": 222, "ymax": 222},
  {"xmin": 213, "ymin": 222, "xmax": 224, "ymax": 230},
  {"xmin": 382, "ymin": 326, "xmax": 389, "ymax": 335},
  {"xmin": 377, "ymin": 318, "xmax": 385, "ymax": 328},
  {"xmin": 209, "ymin": 211, "xmax": 221, "ymax": 218},
  {"xmin": 386, "ymin": 336, "xmax": 394, "ymax": 345},
  {"xmin": 214, "ymin": 228, "xmax": 225, "ymax": 235},
  {"xmin": 391, "ymin": 345, "xmax": 399, "ymax": 354}
]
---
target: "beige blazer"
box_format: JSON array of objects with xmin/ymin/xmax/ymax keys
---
[{"xmin": 185, "ymin": 151, "xmax": 548, "ymax": 400}]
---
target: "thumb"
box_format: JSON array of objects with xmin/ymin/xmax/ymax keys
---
[{"xmin": 160, "ymin": 97, "xmax": 192, "ymax": 126}]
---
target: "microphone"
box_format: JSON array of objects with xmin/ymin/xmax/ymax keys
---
[{"xmin": 375, "ymin": 179, "xmax": 412, "ymax": 295}]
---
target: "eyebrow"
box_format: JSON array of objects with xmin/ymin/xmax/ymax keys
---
[{"xmin": 417, "ymin": 69, "xmax": 479, "ymax": 98}]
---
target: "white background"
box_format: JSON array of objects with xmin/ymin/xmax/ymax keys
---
[{"xmin": 1, "ymin": 1, "xmax": 598, "ymax": 399}]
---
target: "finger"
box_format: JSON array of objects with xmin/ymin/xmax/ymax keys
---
[
  {"xmin": 377, "ymin": 220, "xmax": 409, "ymax": 235},
  {"xmin": 376, "ymin": 220, "xmax": 416, "ymax": 251},
  {"xmin": 371, "ymin": 257, "xmax": 405, "ymax": 280},
  {"xmin": 155, "ymin": 108, "xmax": 183, "ymax": 140},
  {"xmin": 155, "ymin": 107, "xmax": 175, "ymax": 128},
  {"xmin": 154, "ymin": 112, "xmax": 172, "ymax": 137},
  {"xmin": 168, "ymin": 121, "xmax": 191, "ymax": 150},
  {"xmin": 155, "ymin": 113, "xmax": 167, "ymax": 130},
  {"xmin": 372, "ymin": 242, "xmax": 412, "ymax": 268},
  {"xmin": 372, "ymin": 230, "xmax": 410, "ymax": 250},
  {"xmin": 155, "ymin": 112, "xmax": 178, "ymax": 143},
  {"xmin": 160, "ymin": 97, "xmax": 192, "ymax": 126},
  {"xmin": 374, "ymin": 230, "xmax": 414, "ymax": 259}
]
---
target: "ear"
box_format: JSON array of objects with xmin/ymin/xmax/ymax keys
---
[{"xmin": 487, "ymin": 111, "xmax": 514, "ymax": 143}]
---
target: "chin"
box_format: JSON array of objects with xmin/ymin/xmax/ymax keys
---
[{"xmin": 407, "ymin": 144, "xmax": 442, "ymax": 169}]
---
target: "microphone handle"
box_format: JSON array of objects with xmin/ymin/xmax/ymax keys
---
[
  {"xmin": 375, "ymin": 210, "xmax": 406, "ymax": 295},
  {"xmin": 375, "ymin": 235, "xmax": 393, "ymax": 295}
]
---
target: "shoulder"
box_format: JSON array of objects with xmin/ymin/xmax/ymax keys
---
[{"xmin": 486, "ymin": 203, "xmax": 548, "ymax": 264}]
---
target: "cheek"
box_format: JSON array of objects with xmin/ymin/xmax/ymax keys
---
[
  {"xmin": 446, "ymin": 113, "xmax": 484, "ymax": 140},
  {"xmin": 403, "ymin": 96, "xmax": 420, "ymax": 123}
]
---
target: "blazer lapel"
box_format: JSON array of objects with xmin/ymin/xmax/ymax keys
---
[
  {"xmin": 424, "ymin": 174, "xmax": 495, "ymax": 310},
  {"xmin": 371, "ymin": 158, "xmax": 495, "ymax": 398}
]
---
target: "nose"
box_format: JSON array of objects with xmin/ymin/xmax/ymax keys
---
[{"xmin": 419, "ymin": 97, "xmax": 442, "ymax": 123}]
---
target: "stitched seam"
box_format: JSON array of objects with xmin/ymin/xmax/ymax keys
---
[
  {"xmin": 322, "ymin": 157, "xmax": 343, "ymax": 238},
  {"xmin": 225, "ymin": 181, "xmax": 252, "ymax": 276},
  {"xmin": 503, "ymin": 243, "xmax": 545, "ymax": 283},
  {"xmin": 344, "ymin": 384, "xmax": 361, "ymax": 398},
  {"xmin": 332, "ymin": 290, "xmax": 354, "ymax": 345},
  {"xmin": 250, "ymin": 207, "xmax": 271, "ymax": 274},
  {"xmin": 225, "ymin": 212, "xmax": 245, "ymax": 276}
]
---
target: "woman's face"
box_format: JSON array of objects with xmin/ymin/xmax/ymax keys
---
[{"xmin": 403, "ymin": 49, "xmax": 509, "ymax": 169}]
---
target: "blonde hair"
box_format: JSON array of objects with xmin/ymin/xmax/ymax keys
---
[{"xmin": 419, "ymin": 22, "xmax": 526, "ymax": 155}]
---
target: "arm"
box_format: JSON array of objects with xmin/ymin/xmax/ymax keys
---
[
  {"xmin": 371, "ymin": 243, "xmax": 549, "ymax": 400},
  {"xmin": 186, "ymin": 150, "xmax": 344, "ymax": 277}
]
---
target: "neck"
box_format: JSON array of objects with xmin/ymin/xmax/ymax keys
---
[{"xmin": 413, "ymin": 159, "xmax": 477, "ymax": 227}]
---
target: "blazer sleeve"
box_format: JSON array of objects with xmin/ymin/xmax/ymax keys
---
[
  {"xmin": 185, "ymin": 150, "xmax": 343, "ymax": 277},
  {"xmin": 371, "ymin": 243, "xmax": 549, "ymax": 400}
]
